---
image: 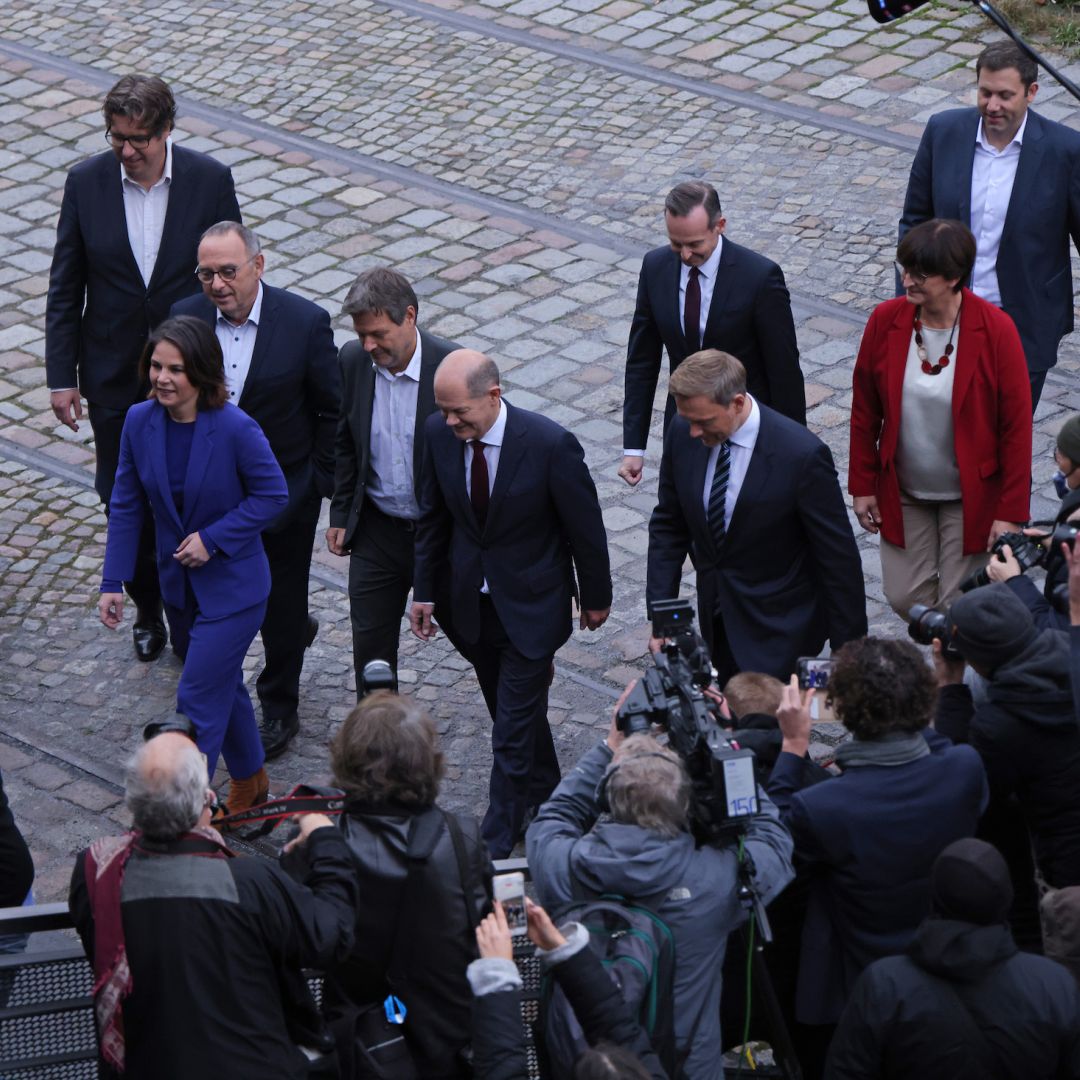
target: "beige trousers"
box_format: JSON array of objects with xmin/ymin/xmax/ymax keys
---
[{"xmin": 880, "ymin": 494, "xmax": 987, "ymax": 618}]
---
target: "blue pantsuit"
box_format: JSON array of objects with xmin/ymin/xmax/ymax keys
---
[{"xmin": 102, "ymin": 400, "xmax": 287, "ymax": 778}]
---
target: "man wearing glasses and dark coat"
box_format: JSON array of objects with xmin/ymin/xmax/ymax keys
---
[{"xmin": 46, "ymin": 74, "xmax": 241, "ymax": 663}]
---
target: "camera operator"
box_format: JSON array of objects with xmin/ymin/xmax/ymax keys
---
[
  {"xmin": 933, "ymin": 582, "xmax": 1080, "ymax": 950},
  {"xmin": 526, "ymin": 682, "xmax": 794, "ymax": 1080},
  {"xmin": 979, "ymin": 416, "xmax": 1080, "ymax": 630},
  {"xmin": 769, "ymin": 638, "xmax": 987, "ymax": 1079}
]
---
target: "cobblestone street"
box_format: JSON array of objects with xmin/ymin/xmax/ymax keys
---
[{"xmin": 0, "ymin": 0, "xmax": 1077, "ymax": 900}]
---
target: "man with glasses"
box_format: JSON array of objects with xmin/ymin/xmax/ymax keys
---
[
  {"xmin": 46, "ymin": 75, "xmax": 241, "ymax": 662},
  {"xmin": 172, "ymin": 222, "xmax": 339, "ymax": 759}
]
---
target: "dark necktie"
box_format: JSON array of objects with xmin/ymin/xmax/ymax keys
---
[
  {"xmin": 470, "ymin": 440, "xmax": 489, "ymax": 527},
  {"xmin": 707, "ymin": 440, "xmax": 731, "ymax": 547},
  {"xmin": 684, "ymin": 266, "xmax": 701, "ymax": 353}
]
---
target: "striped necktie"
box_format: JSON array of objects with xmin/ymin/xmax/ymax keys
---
[{"xmin": 707, "ymin": 440, "xmax": 731, "ymax": 547}]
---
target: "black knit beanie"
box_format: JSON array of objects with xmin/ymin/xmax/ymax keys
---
[
  {"xmin": 948, "ymin": 582, "xmax": 1039, "ymax": 670},
  {"xmin": 931, "ymin": 838, "xmax": 1013, "ymax": 925}
]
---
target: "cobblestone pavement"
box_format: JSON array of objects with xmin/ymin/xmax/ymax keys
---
[{"xmin": 0, "ymin": 2, "xmax": 1076, "ymax": 899}]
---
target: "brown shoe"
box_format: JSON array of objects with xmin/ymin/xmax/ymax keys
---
[{"xmin": 214, "ymin": 767, "xmax": 270, "ymax": 830}]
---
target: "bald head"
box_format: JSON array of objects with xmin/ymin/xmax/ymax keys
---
[
  {"xmin": 125, "ymin": 732, "xmax": 210, "ymax": 840},
  {"xmin": 434, "ymin": 349, "xmax": 502, "ymax": 441}
]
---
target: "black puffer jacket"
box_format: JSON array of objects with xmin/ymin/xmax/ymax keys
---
[
  {"xmin": 327, "ymin": 802, "xmax": 493, "ymax": 1079},
  {"xmin": 825, "ymin": 918, "xmax": 1080, "ymax": 1079},
  {"xmin": 936, "ymin": 629, "xmax": 1080, "ymax": 888}
]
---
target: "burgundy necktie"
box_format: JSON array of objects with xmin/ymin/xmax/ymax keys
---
[
  {"xmin": 684, "ymin": 266, "xmax": 701, "ymax": 353},
  {"xmin": 470, "ymin": 440, "xmax": 489, "ymax": 526}
]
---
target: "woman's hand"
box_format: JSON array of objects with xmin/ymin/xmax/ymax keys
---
[
  {"xmin": 174, "ymin": 532, "xmax": 211, "ymax": 567},
  {"xmin": 526, "ymin": 897, "xmax": 567, "ymax": 951},
  {"xmin": 99, "ymin": 592, "xmax": 124, "ymax": 629},
  {"xmin": 476, "ymin": 900, "xmax": 514, "ymax": 961},
  {"xmin": 986, "ymin": 520, "xmax": 1019, "ymax": 550},
  {"xmin": 853, "ymin": 495, "xmax": 880, "ymax": 534}
]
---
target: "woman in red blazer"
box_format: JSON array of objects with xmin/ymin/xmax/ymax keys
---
[{"xmin": 849, "ymin": 219, "xmax": 1031, "ymax": 617}]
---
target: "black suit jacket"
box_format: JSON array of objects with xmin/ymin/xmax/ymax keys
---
[
  {"xmin": 623, "ymin": 239, "xmax": 805, "ymax": 450},
  {"xmin": 414, "ymin": 402, "xmax": 612, "ymax": 660},
  {"xmin": 647, "ymin": 404, "xmax": 866, "ymax": 679},
  {"xmin": 329, "ymin": 329, "xmax": 458, "ymax": 548},
  {"xmin": 170, "ymin": 285, "xmax": 340, "ymax": 529},
  {"xmin": 900, "ymin": 107, "xmax": 1080, "ymax": 374},
  {"xmin": 46, "ymin": 145, "xmax": 241, "ymax": 408}
]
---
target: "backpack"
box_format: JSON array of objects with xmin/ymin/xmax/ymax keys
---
[{"xmin": 539, "ymin": 895, "xmax": 677, "ymax": 1076}]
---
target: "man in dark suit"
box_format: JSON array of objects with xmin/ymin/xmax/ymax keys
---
[
  {"xmin": 410, "ymin": 350, "xmax": 612, "ymax": 858},
  {"xmin": 900, "ymin": 41, "xmax": 1080, "ymax": 409},
  {"xmin": 171, "ymin": 222, "xmax": 339, "ymax": 758},
  {"xmin": 620, "ymin": 180, "xmax": 805, "ymax": 487},
  {"xmin": 46, "ymin": 74, "xmax": 241, "ymax": 661},
  {"xmin": 647, "ymin": 349, "xmax": 866, "ymax": 683},
  {"xmin": 326, "ymin": 269, "xmax": 459, "ymax": 690}
]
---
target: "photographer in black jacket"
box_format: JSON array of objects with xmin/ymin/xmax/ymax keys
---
[{"xmin": 934, "ymin": 582, "xmax": 1080, "ymax": 950}]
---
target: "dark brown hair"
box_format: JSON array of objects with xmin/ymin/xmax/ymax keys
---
[
  {"xmin": 330, "ymin": 691, "xmax": 444, "ymax": 807},
  {"xmin": 341, "ymin": 267, "xmax": 419, "ymax": 324},
  {"xmin": 664, "ymin": 181, "xmax": 722, "ymax": 226},
  {"xmin": 141, "ymin": 316, "xmax": 227, "ymax": 410},
  {"xmin": 103, "ymin": 75, "xmax": 176, "ymax": 135},
  {"xmin": 977, "ymin": 41, "xmax": 1037, "ymax": 90},
  {"xmin": 896, "ymin": 219, "xmax": 975, "ymax": 293},
  {"xmin": 827, "ymin": 637, "xmax": 935, "ymax": 740}
]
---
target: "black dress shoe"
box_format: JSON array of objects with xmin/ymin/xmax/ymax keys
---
[
  {"xmin": 259, "ymin": 712, "xmax": 300, "ymax": 760},
  {"xmin": 305, "ymin": 615, "xmax": 319, "ymax": 648},
  {"xmin": 132, "ymin": 612, "xmax": 168, "ymax": 663}
]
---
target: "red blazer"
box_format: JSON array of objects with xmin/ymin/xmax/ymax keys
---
[{"xmin": 848, "ymin": 289, "xmax": 1031, "ymax": 555}]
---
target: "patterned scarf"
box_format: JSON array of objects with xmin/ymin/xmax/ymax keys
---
[{"xmin": 83, "ymin": 826, "xmax": 233, "ymax": 1072}]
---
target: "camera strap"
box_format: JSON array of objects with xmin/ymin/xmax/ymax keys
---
[{"xmin": 212, "ymin": 784, "xmax": 347, "ymax": 837}]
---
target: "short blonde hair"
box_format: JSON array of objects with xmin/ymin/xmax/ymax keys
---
[
  {"xmin": 723, "ymin": 672, "xmax": 784, "ymax": 721},
  {"xmin": 607, "ymin": 736, "xmax": 690, "ymax": 838},
  {"xmin": 668, "ymin": 350, "xmax": 746, "ymax": 404}
]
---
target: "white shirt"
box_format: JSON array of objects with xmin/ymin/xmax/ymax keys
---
[
  {"xmin": 122, "ymin": 139, "xmax": 173, "ymax": 287},
  {"xmin": 895, "ymin": 322, "xmax": 962, "ymax": 500},
  {"xmin": 623, "ymin": 237, "xmax": 724, "ymax": 458},
  {"xmin": 969, "ymin": 113, "xmax": 1027, "ymax": 305},
  {"xmin": 465, "ymin": 400, "xmax": 507, "ymax": 594},
  {"xmin": 701, "ymin": 394, "xmax": 760, "ymax": 532},
  {"xmin": 367, "ymin": 330, "xmax": 422, "ymax": 520},
  {"xmin": 216, "ymin": 282, "xmax": 263, "ymax": 403}
]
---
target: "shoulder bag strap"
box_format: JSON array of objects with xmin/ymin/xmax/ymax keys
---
[{"xmin": 442, "ymin": 809, "xmax": 483, "ymax": 931}]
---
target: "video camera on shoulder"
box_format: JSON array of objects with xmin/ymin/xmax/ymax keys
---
[{"xmin": 617, "ymin": 599, "xmax": 758, "ymax": 845}]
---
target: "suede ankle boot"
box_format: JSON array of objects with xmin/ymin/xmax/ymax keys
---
[{"xmin": 216, "ymin": 767, "xmax": 269, "ymax": 829}]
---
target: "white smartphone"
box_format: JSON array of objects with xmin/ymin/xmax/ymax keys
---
[{"xmin": 493, "ymin": 872, "xmax": 528, "ymax": 936}]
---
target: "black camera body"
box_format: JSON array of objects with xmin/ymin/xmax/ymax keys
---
[
  {"xmin": 907, "ymin": 604, "xmax": 963, "ymax": 660},
  {"xmin": 359, "ymin": 659, "xmax": 398, "ymax": 697},
  {"xmin": 616, "ymin": 599, "xmax": 758, "ymax": 845}
]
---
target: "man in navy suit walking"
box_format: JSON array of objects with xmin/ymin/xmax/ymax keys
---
[
  {"xmin": 172, "ymin": 222, "xmax": 339, "ymax": 758},
  {"xmin": 900, "ymin": 41, "xmax": 1080, "ymax": 408},
  {"xmin": 411, "ymin": 350, "xmax": 612, "ymax": 858},
  {"xmin": 620, "ymin": 180, "xmax": 805, "ymax": 487},
  {"xmin": 46, "ymin": 75, "xmax": 241, "ymax": 662},
  {"xmin": 647, "ymin": 349, "xmax": 866, "ymax": 683}
]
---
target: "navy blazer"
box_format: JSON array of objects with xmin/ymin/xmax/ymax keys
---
[
  {"xmin": 900, "ymin": 107, "xmax": 1080, "ymax": 374},
  {"xmin": 329, "ymin": 329, "xmax": 458, "ymax": 548},
  {"xmin": 102, "ymin": 401, "xmax": 287, "ymax": 619},
  {"xmin": 767, "ymin": 731, "xmax": 988, "ymax": 1025},
  {"xmin": 413, "ymin": 402, "xmax": 612, "ymax": 660},
  {"xmin": 646, "ymin": 403, "xmax": 867, "ymax": 679},
  {"xmin": 171, "ymin": 285, "xmax": 340, "ymax": 529},
  {"xmin": 623, "ymin": 238, "xmax": 805, "ymax": 450},
  {"xmin": 46, "ymin": 146, "xmax": 241, "ymax": 408}
]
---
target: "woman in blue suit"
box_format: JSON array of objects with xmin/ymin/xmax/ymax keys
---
[{"xmin": 99, "ymin": 316, "xmax": 287, "ymax": 816}]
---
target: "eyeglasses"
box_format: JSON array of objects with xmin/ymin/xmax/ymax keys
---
[
  {"xmin": 105, "ymin": 130, "xmax": 157, "ymax": 150},
  {"xmin": 895, "ymin": 262, "xmax": 928, "ymax": 286},
  {"xmin": 194, "ymin": 255, "xmax": 258, "ymax": 283}
]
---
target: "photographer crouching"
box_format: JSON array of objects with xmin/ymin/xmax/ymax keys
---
[
  {"xmin": 932, "ymin": 578, "xmax": 1080, "ymax": 952},
  {"xmin": 526, "ymin": 604, "xmax": 794, "ymax": 1080}
]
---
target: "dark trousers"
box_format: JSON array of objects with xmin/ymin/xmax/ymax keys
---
[
  {"xmin": 88, "ymin": 401, "xmax": 160, "ymax": 614},
  {"xmin": 167, "ymin": 584, "xmax": 266, "ymax": 780},
  {"xmin": 347, "ymin": 504, "xmax": 416, "ymax": 693},
  {"xmin": 255, "ymin": 493, "xmax": 321, "ymax": 724},
  {"xmin": 708, "ymin": 611, "xmax": 740, "ymax": 686},
  {"xmin": 1030, "ymin": 369, "xmax": 1048, "ymax": 412},
  {"xmin": 458, "ymin": 596, "xmax": 560, "ymax": 859}
]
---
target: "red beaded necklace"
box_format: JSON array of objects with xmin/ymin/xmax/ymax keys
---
[{"xmin": 913, "ymin": 301, "xmax": 961, "ymax": 376}]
